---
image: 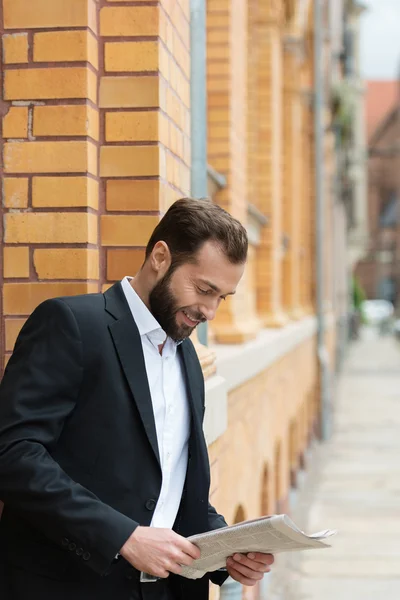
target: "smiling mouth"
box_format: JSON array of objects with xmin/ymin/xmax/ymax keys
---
[{"xmin": 182, "ymin": 310, "xmax": 201, "ymax": 326}]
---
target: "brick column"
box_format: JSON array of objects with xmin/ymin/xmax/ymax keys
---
[
  {"xmin": 99, "ymin": 1, "xmax": 191, "ymax": 290},
  {"xmin": 255, "ymin": 5, "xmax": 287, "ymax": 328},
  {"xmin": 281, "ymin": 39, "xmax": 303, "ymax": 319},
  {"xmin": 206, "ymin": 0, "xmax": 260, "ymax": 344},
  {"xmin": 1, "ymin": 0, "xmax": 99, "ymax": 371}
]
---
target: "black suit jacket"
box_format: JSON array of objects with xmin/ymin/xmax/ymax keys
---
[{"xmin": 0, "ymin": 283, "xmax": 228, "ymax": 600}]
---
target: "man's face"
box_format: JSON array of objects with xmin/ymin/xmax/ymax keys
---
[{"xmin": 149, "ymin": 241, "xmax": 245, "ymax": 342}]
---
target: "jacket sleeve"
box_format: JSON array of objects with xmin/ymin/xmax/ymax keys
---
[
  {"xmin": 0, "ymin": 298, "xmax": 137, "ymax": 576},
  {"xmin": 207, "ymin": 502, "xmax": 230, "ymax": 585}
]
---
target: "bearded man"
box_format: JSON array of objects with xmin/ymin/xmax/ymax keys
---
[{"xmin": 0, "ymin": 198, "xmax": 273, "ymax": 600}]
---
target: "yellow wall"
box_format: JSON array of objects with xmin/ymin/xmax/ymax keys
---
[{"xmin": 0, "ymin": 9, "xmax": 339, "ymax": 600}]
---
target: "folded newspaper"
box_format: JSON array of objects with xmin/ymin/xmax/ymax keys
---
[{"xmin": 179, "ymin": 514, "xmax": 337, "ymax": 580}]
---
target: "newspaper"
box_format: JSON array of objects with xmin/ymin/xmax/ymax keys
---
[{"xmin": 179, "ymin": 514, "xmax": 337, "ymax": 580}]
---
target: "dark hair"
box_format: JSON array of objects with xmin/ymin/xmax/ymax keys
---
[{"xmin": 145, "ymin": 198, "xmax": 248, "ymax": 268}]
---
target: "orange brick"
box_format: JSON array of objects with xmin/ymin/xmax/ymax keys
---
[
  {"xmin": 101, "ymin": 215, "xmax": 159, "ymax": 246},
  {"xmin": 3, "ymin": 282, "xmax": 98, "ymax": 316},
  {"xmin": 207, "ymin": 29, "xmax": 229, "ymax": 44},
  {"xmin": 3, "ymin": 33, "xmax": 28, "ymax": 63},
  {"xmin": 3, "ymin": 246, "xmax": 30, "ymax": 278},
  {"xmin": 33, "ymin": 105, "xmax": 99, "ymax": 140},
  {"xmin": 208, "ymin": 93, "xmax": 229, "ymax": 108},
  {"xmin": 107, "ymin": 249, "xmax": 145, "ymax": 280},
  {"xmin": 207, "ymin": 77, "xmax": 228, "ymax": 93},
  {"xmin": 107, "ymin": 179, "xmax": 162, "ymax": 212},
  {"xmin": 4, "ymin": 141, "xmax": 97, "ymax": 175},
  {"xmin": 34, "ymin": 249, "xmax": 99, "ymax": 280},
  {"xmin": 4, "ymin": 213, "xmax": 98, "ymax": 244},
  {"xmin": 4, "ymin": 0, "xmax": 97, "ymax": 32},
  {"xmin": 100, "ymin": 6, "xmax": 159, "ymax": 36},
  {"xmin": 3, "ymin": 177, "xmax": 29, "ymax": 208},
  {"xmin": 5, "ymin": 318, "xmax": 26, "ymax": 351},
  {"xmin": 105, "ymin": 111, "xmax": 168, "ymax": 143},
  {"xmin": 34, "ymin": 30, "xmax": 98, "ymax": 69},
  {"xmin": 100, "ymin": 145, "xmax": 162, "ymax": 177},
  {"xmin": 105, "ymin": 41, "xmax": 159, "ymax": 72},
  {"xmin": 99, "ymin": 76, "xmax": 160, "ymax": 109},
  {"xmin": 32, "ymin": 176, "xmax": 99, "ymax": 209},
  {"xmin": 5, "ymin": 67, "xmax": 97, "ymax": 103},
  {"xmin": 3, "ymin": 107, "xmax": 28, "ymax": 139}
]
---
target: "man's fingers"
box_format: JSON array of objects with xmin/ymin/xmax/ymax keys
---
[
  {"xmin": 231, "ymin": 553, "xmax": 272, "ymax": 572},
  {"xmin": 227, "ymin": 557, "xmax": 264, "ymax": 580},
  {"xmin": 175, "ymin": 536, "xmax": 201, "ymax": 560},
  {"xmin": 165, "ymin": 561, "xmax": 183, "ymax": 576},
  {"xmin": 170, "ymin": 549, "xmax": 196, "ymax": 567},
  {"xmin": 226, "ymin": 564, "xmax": 259, "ymax": 587},
  {"xmin": 247, "ymin": 552, "xmax": 274, "ymax": 566},
  {"xmin": 153, "ymin": 567, "xmax": 170, "ymax": 579}
]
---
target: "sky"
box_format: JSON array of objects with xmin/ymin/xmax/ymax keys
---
[{"xmin": 360, "ymin": 0, "xmax": 400, "ymax": 79}]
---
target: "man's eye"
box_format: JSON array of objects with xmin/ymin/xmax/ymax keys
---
[{"xmin": 198, "ymin": 288, "xmax": 211, "ymax": 295}]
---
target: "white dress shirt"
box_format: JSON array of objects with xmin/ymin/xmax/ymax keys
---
[{"xmin": 120, "ymin": 276, "xmax": 190, "ymax": 529}]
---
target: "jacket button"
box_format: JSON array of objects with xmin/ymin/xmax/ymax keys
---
[
  {"xmin": 145, "ymin": 499, "xmax": 157, "ymax": 511},
  {"xmin": 76, "ymin": 548, "xmax": 84, "ymax": 557},
  {"xmin": 61, "ymin": 538, "xmax": 69, "ymax": 547},
  {"xmin": 82, "ymin": 552, "xmax": 91, "ymax": 561},
  {"xmin": 68, "ymin": 542, "xmax": 76, "ymax": 552}
]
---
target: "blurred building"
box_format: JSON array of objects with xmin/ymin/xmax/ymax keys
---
[
  {"xmin": 0, "ymin": 1, "xmax": 367, "ymax": 599},
  {"xmin": 355, "ymin": 80, "xmax": 400, "ymax": 304}
]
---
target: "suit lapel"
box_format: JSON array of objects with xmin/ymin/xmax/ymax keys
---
[
  {"xmin": 105, "ymin": 284, "xmax": 161, "ymax": 469},
  {"xmin": 180, "ymin": 341, "xmax": 203, "ymax": 433}
]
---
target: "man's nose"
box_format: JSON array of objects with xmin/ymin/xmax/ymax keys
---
[{"xmin": 200, "ymin": 299, "xmax": 219, "ymax": 322}]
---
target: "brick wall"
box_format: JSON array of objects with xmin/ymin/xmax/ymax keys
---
[
  {"xmin": 208, "ymin": 335, "xmax": 318, "ymax": 525},
  {"xmin": 0, "ymin": 0, "xmax": 191, "ymax": 368},
  {"xmin": 1, "ymin": 0, "xmax": 100, "ymax": 370},
  {"xmin": 98, "ymin": 0, "xmax": 191, "ymax": 289}
]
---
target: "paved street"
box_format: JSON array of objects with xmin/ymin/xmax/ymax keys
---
[{"xmin": 269, "ymin": 329, "xmax": 400, "ymax": 600}]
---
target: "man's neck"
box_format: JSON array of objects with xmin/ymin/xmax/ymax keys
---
[{"xmin": 129, "ymin": 274, "xmax": 151, "ymax": 311}]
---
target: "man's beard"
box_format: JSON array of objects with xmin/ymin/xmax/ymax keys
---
[{"xmin": 149, "ymin": 271, "xmax": 205, "ymax": 343}]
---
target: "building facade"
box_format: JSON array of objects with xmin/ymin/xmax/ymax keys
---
[
  {"xmin": 0, "ymin": 1, "xmax": 360, "ymax": 599},
  {"xmin": 355, "ymin": 81, "xmax": 400, "ymax": 304}
]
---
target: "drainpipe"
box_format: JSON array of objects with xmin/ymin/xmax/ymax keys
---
[
  {"xmin": 314, "ymin": 0, "xmax": 331, "ymax": 440},
  {"xmin": 190, "ymin": 0, "xmax": 208, "ymax": 346}
]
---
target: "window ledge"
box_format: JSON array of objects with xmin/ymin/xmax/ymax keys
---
[
  {"xmin": 204, "ymin": 315, "xmax": 336, "ymax": 445},
  {"xmin": 204, "ymin": 317, "xmax": 318, "ymax": 445},
  {"xmin": 213, "ymin": 316, "xmax": 318, "ymax": 393}
]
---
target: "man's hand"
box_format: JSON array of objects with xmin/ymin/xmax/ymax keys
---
[
  {"xmin": 120, "ymin": 526, "xmax": 201, "ymax": 579},
  {"xmin": 226, "ymin": 552, "xmax": 274, "ymax": 586}
]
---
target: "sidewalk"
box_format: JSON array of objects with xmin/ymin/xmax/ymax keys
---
[{"xmin": 269, "ymin": 329, "xmax": 400, "ymax": 600}]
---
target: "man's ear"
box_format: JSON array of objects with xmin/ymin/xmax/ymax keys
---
[{"xmin": 150, "ymin": 241, "xmax": 171, "ymax": 276}]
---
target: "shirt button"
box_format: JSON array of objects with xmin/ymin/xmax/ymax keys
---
[
  {"xmin": 68, "ymin": 542, "xmax": 76, "ymax": 552},
  {"xmin": 82, "ymin": 552, "xmax": 91, "ymax": 561}
]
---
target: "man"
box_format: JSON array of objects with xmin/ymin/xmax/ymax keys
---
[{"xmin": 0, "ymin": 198, "xmax": 273, "ymax": 600}]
